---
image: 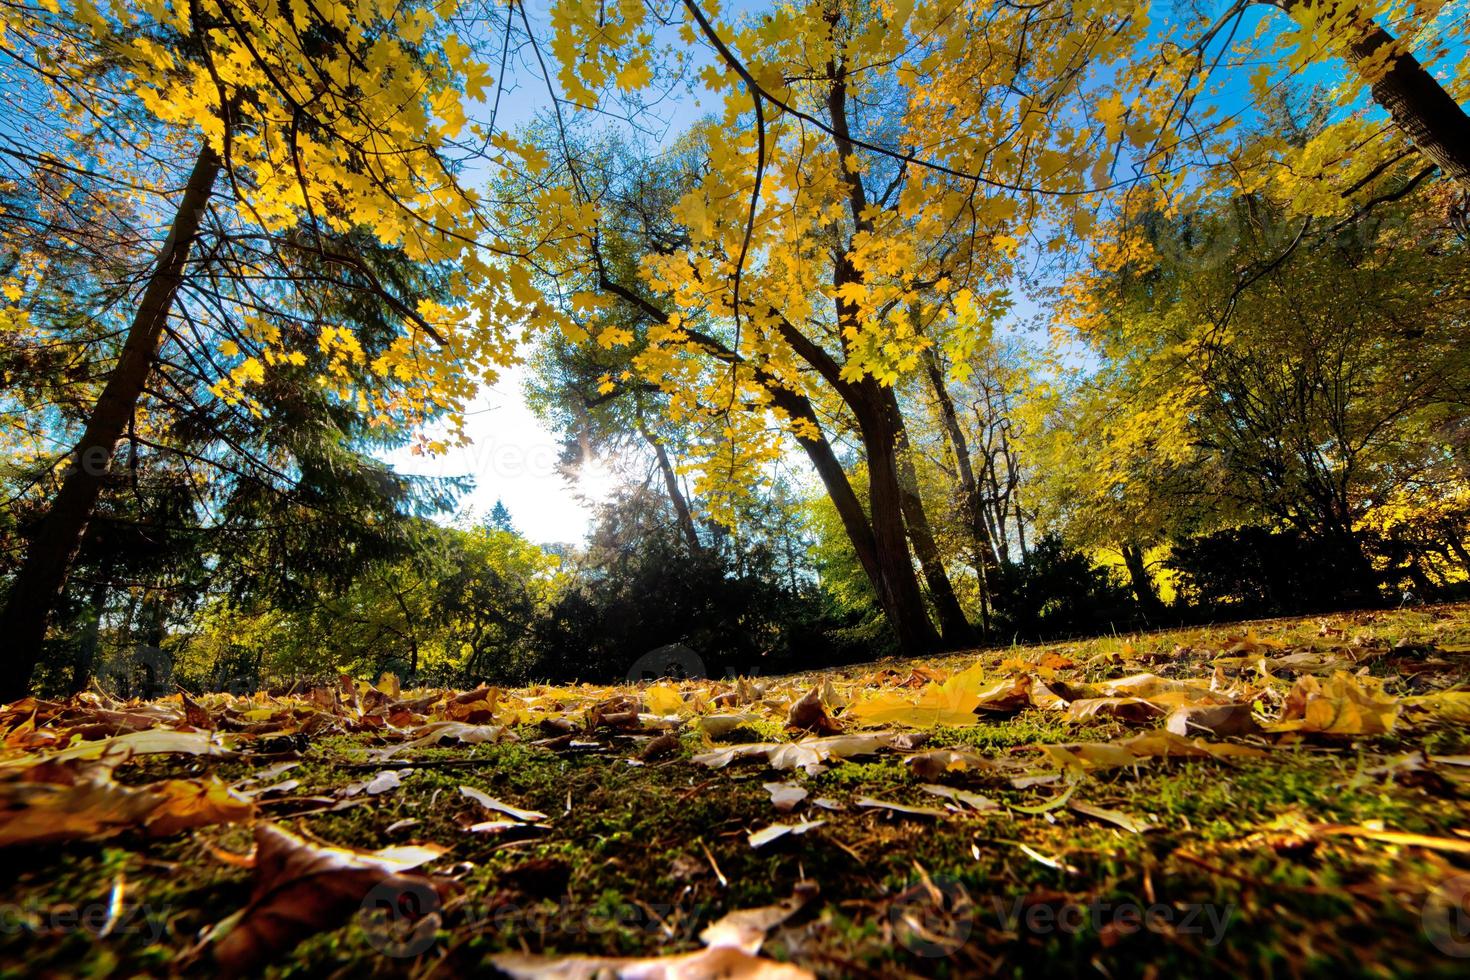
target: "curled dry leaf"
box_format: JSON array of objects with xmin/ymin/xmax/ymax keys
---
[
  {"xmin": 1063, "ymin": 697, "xmax": 1165, "ymax": 724},
  {"xmin": 855, "ymin": 797, "xmax": 948, "ymax": 818},
  {"xmin": 1270, "ymin": 671, "xmax": 1399, "ymax": 736},
  {"xmin": 0, "ymin": 762, "xmax": 253, "ymax": 846},
  {"xmin": 460, "ymin": 784, "xmax": 547, "ymax": 822},
  {"xmin": 918, "ymin": 784, "xmax": 1000, "ymax": 812},
  {"xmin": 785, "ymin": 686, "xmax": 841, "ymax": 735},
  {"xmin": 377, "ymin": 720, "xmax": 515, "ymax": 759},
  {"xmin": 490, "ymin": 945, "xmax": 814, "ymax": 979},
  {"xmin": 693, "ymin": 733, "xmax": 896, "ymax": 775},
  {"xmin": 0, "ymin": 728, "xmax": 235, "ymax": 770},
  {"xmin": 365, "ymin": 770, "xmax": 403, "ymax": 795},
  {"xmin": 748, "ymin": 819, "xmax": 825, "ymax": 849},
  {"xmin": 1068, "ymin": 800, "xmax": 1156, "ymax": 833},
  {"xmin": 206, "ymin": 823, "xmax": 449, "ymax": 975},
  {"xmin": 1165, "ymin": 702, "xmax": 1259, "ymax": 737},
  {"xmin": 904, "ymin": 748, "xmax": 993, "ymax": 780},
  {"xmin": 763, "ymin": 782, "xmax": 808, "ymax": 813},
  {"xmin": 700, "ymin": 882, "xmax": 817, "ymax": 953}
]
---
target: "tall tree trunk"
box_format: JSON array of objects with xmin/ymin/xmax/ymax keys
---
[
  {"xmin": 1271, "ymin": 0, "xmax": 1470, "ymax": 185},
  {"xmin": 923, "ymin": 348, "xmax": 998, "ymax": 634},
  {"xmin": 766, "ymin": 385, "xmax": 938, "ymax": 655},
  {"xmin": 638, "ymin": 420, "xmax": 702, "ymax": 554},
  {"xmin": 0, "ymin": 144, "xmax": 220, "ymax": 702},
  {"xmin": 884, "ymin": 387, "xmax": 976, "ymax": 647},
  {"xmin": 1120, "ymin": 543, "xmax": 1165, "ymax": 621},
  {"xmin": 854, "ymin": 389, "xmax": 944, "ymax": 655},
  {"xmin": 70, "ymin": 572, "xmax": 109, "ymax": 695}
]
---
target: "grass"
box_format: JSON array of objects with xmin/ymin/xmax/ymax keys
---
[{"xmin": 4, "ymin": 603, "xmax": 1470, "ymax": 977}]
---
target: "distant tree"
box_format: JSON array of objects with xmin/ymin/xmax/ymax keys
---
[{"xmin": 487, "ymin": 500, "xmax": 516, "ymax": 534}]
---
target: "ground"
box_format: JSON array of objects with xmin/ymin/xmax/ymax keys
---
[{"xmin": 4, "ymin": 605, "xmax": 1470, "ymax": 978}]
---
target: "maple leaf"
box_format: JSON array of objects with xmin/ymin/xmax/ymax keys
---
[
  {"xmin": 843, "ymin": 663, "xmax": 1009, "ymax": 728},
  {"xmin": 1270, "ymin": 671, "xmax": 1399, "ymax": 736}
]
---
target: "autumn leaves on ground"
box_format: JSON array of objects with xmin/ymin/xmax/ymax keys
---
[{"xmin": 2, "ymin": 605, "xmax": 1468, "ymax": 978}]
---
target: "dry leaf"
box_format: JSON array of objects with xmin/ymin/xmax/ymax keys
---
[
  {"xmin": 1271, "ymin": 671, "xmax": 1398, "ymax": 735},
  {"xmin": 785, "ymin": 687, "xmax": 841, "ymax": 734},
  {"xmin": 490, "ymin": 945, "xmax": 814, "ymax": 979},
  {"xmin": 700, "ymin": 883, "xmax": 816, "ymax": 953},
  {"xmin": 918, "ymin": 784, "xmax": 999, "ymax": 811},
  {"xmin": 843, "ymin": 662, "xmax": 995, "ymax": 728},
  {"xmin": 903, "ymin": 748, "xmax": 992, "ymax": 779},
  {"xmin": 1165, "ymin": 703, "xmax": 1259, "ymax": 737},
  {"xmin": 855, "ymin": 797, "xmax": 948, "ymax": 818},
  {"xmin": 748, "ymin": 820, "xmax": 824, "ymax": 849},
  {"xmin": 460, "ymin": 785, "xmax": 547, "ymax": 822},
  {"xmin": 208, "ymin": 823, "xmax": 448, "ymax": 974},
  {"xmin": 763, "ymin": 782, "xmax": 808, "ymax": 813},
  {"xmin": 1068, "ymin": 800, "xmax": 1156, "ymax": 833}
]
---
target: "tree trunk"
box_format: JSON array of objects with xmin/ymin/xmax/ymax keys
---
[
  {"xmin": 884, "ymin": 387, "xmax": 976, "ymax": 647},
  {"xmin": 849, "ymin": 383, "xmax": 943, "ymax": 654},
  {"xmin": 1120, "ymin": 543, "xmax": 1165, "ymax": 621},
  {"xmin": 766, "ymin": 385, "xmax": 937, "ymax": 654},
  {"xmin": 923, "ymin": 348, "xmax": 997, "ymax": 634},
  {"xmin": 70, "ymin": 573, "xmax": 109, "ymax": 695},
  {"xmin": 0, "ymin": 144, "xmax": 220, "ymax": 702},
  {"xmin": 1272, "ymin": 0, "xmax": 1470, "ymax": 185},
  {"xmin": 639, "ymin": 420, "xmax": 702, "ymax": 554}
]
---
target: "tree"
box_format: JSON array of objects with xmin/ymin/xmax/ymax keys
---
[
  {"xmin": 1052, "ymin": 174, "xmax": 1470, "ymax": 607},
  {"xmin": 498, "ymin": 0, "xmax": 1187, "ymax": 654},
  {"xmin": 487, "ymin": 500, "xmax": 516, "ymax": 534},
  {"xmin": 0, "ymin": 0, "xmax": 521, "ymax": 696}
]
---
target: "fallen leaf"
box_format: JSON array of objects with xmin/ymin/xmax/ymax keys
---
[
  {"xmin": 843, "ymin": 662, "xmax": 995, "ymax": 728},
  {"xmin": 460, "ymin": 785, "xmax": 547, "ymax": 822},
  {"xmin": 1271, "ymin": 671, "xmax": 1398, "ymax": 735},
  {"xmin": 855, "ymin": 797, "xmax": 948, "ymax": 818},
  {"xmin": 144, "ymin": 776, "xmax": 256, "ymax": 837},
  {"xmin": 763, "ymin": 782, "xmax": 808, "ymax": 813},
  {"xmin": 786, "ymin": 686, "xmax": 841, "ymax": 734},
  {"xmin": 365, "ymin": 770, "xmax": 403, "ymax": 795},
  {"xmin": 207, "ymin": 823, "xmax": 448, "ymax": 974},
  {"xmin": 490, "ymin": 946, "xmax": 814, "ymax": 979},
  {"xmin": 700, "ymin": 883, "xmax": 816, "ymax": 953},
  {"xmin": 748, "ymin": 820, "xmax": 825, "ymax": 849},
  {"xmin": 903, "ymin": 748, "xmax": 992, "ymax": 779},
  {"xmin": 0, "ymin": 728, "xmax": 235, "ymax": 769},
  {"xmin": 1063, "ymin": 697, "xmax": 1165, "ymax": 724},
  {"xmin": 1165, "ymin": 703, "xmax": 1259, "ymax": 737},
  {"xmin": 643, "ymin": 683, "xmax": 684, "ymax": 716},
  {"xmin": 1068, "ymin": 800, "xmax": 1156, "ymax": 833},
  {"xmin": 918, "ymin": 784, "xmax": 1000, "ymax": 811},
  {"xmin": 693, "ymin": 734, "xmax": 895, "ymax": 775},
  {"xmin": 380, "ymin": 721, "xmax": 514, "ymax": 758}
]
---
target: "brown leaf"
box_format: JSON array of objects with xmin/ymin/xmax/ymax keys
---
[
  {"xmin": 1165, "ymin": 703, "xmax": 1259, "ymax": 737},
  {"xmin": 903, "ymin": 748, "xmax": 993, "ymax": 780},
  {"xmin": 786, "ymin": 686, "xmax": 841, "ymax": 735},
  {"xmin": 208, "ymin": 823, "xmax": 448, "ymax": 975},
  {"xmin": 1271, "ymin": 671, "xmax": 1398, "ymax": 736}
]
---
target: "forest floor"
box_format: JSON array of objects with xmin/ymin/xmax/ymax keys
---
[{"xmin": 4, "ymin": 605, "xmax": 1470, "ymax": 978}]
